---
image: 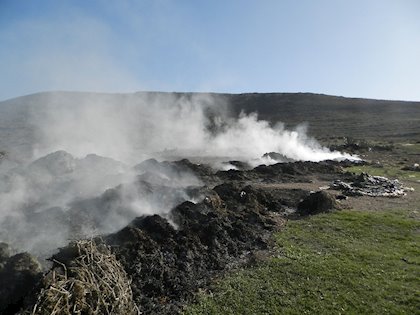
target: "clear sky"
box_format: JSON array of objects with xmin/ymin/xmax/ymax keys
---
[{"xmin": 0, "ymin": 0, "xmax": 419, "ymax": 101}]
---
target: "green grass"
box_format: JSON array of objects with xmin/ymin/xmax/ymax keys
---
[
  {"xmin": 184, "ymin": 210, "xmax": 420, "ymax": 315},
  {"xmin": 345, "ymin": 165, "xmax": 420, "ymax": 181},
  {"xmin": 398, "ymin": 143, "xmax": 420, "ymax": 154}
]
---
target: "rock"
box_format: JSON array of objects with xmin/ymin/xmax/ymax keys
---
[
  {"xmin": 297, "ymin": 191, "xmax": 339, "ymax": 215},
  {"xmin": 0, "ymin": 252, "xmax": 42, "ymax": 314}
]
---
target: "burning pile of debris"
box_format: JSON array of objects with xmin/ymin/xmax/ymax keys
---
[
  {"xmin": 0, "ymin": 156, "xmax": 414, "ymax": 315},
  {"xmin": 0, "ymin": 177, "xmax": 289, "ymax": 314},
  {"xmin": 105, "ymin": 182, "xmax": 284, "ymax": 314},
  {"xmin": 331, "ymin": 172, "xmax": 411, "ymax": 197}
]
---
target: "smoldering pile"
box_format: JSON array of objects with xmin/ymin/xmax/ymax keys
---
[
  {"xmin": 1, "ymin": 156, "xmax": 386, "ymax": 315},
  {"xmin": 0, "ymin": 152, "xmax": 211, "ymax": 257},
  {"xmin": 0, "ymin": 92, "xmax": 403, "ymax": 314}
]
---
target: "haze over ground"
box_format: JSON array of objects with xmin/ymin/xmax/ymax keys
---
[{"xmin": 0, "ymin": 0, "xmax": 419, "ymax": 101}]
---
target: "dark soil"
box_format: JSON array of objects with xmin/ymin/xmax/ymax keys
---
[{"xmin": 105, "ymin": 181, "xmax": 284, "ymax": 314}]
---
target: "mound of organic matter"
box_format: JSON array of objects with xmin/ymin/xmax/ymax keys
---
[
  {"xmin": 105, "ymin": 181, "xmax": 285, "ymax": 314},
  {"xmin": 216, "ymin": 160, "xmax": 344, "ymax": 183},
  {"xmin": 297, "ymin": 191, "xmax": 339, "ymax": 215},
  {"xmin": 20, "ymin": 240, "xmax": 138, "ymax": 315}
]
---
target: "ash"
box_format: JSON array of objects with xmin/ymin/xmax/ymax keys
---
[{"xmin": 331, "ymin": 173, "xmax": 412, "ymax": 197}]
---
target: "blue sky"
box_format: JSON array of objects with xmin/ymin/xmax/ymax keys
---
[{"xmin": 0, "ymin": 0, "xmax": 419, "ymax": 101}]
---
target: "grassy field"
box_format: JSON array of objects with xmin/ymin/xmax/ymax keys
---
[
  {"xmin": 345, "ymin": 165, "xmax": 420, "ymax": 182},
  {"xmin": 342, "ymin": 141, "xmax": 420, "ymax": 182},
  {"xmin": 184, "ymin": 209, "xmax": 420, "ymax": 314},
  {"xmin": 398, "ymin": 143, "xmax": 420, "ymax": 154}
]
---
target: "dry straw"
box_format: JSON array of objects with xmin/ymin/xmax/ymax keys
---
[{"xmin": 21, "ymin": 240, "xmax": 139, "ymax": 315}]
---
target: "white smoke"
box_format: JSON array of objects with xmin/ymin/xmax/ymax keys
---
[
  {"xmin": 207, "ymin": 113, "xmax": 355, "ymax": 166},
  {"xmin": 0, "ymin": 92, "xmax": 357, "ymax": 257},
  {"xmin": 29, "ymin": 92, "xmax": 356, "ymax": 165}
]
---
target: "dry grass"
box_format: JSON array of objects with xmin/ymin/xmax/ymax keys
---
[{"xmin": 21, "ymin": 240, "xmax": 139, "ymax": 315}]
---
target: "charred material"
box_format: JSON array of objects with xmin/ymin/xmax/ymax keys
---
[
  {"xmin": 216, "ymin": 160, "xmax": 344, "ymax": 183},
  {"xmin": 66, "ymin": 177, "xmax": 205, "ymax": 238},
  {"xmin": 134, "ymin": 158, "xmax": 217, "ymax": 185},
  {"xmin": 331, "ymin": 173, "xmax": 409, "ymax": 197},
  {"xmin": 106, "ymin": 182, "xmax": 284, "ymax": 315},
  {"xmin": 0, "ymin": 251, "xmax": 42, "ymax": 315}
]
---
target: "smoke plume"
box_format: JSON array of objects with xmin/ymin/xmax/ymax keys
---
[
  {"xmin": 29, "ymin": 92, "xmax": 354, "ymax": 164},
  {"xmin": 0, "ymin": 92, "xmax": 356, "ymax": 257}
]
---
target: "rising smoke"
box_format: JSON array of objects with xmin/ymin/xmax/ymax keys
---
[
  {"xmin": 0, "ymin": 92, "xmax": 356, "ymax": 257},
  {"xmin": 29, "ymin": 92, "xmax": 354, "ymax": 164}
]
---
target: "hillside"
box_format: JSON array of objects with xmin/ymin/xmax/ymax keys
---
[
  {"xmin": 1, "ymin": 91, "xmax": 419, "ymax": 162},
  {"xmin": 227, "ymin": 93, "xmax": 420, "ymax": 140}
]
